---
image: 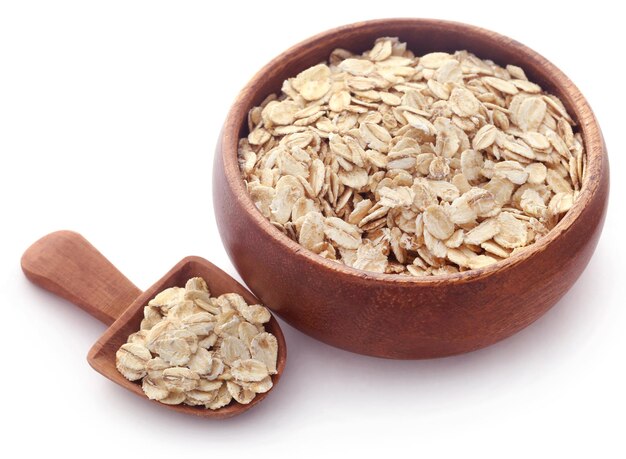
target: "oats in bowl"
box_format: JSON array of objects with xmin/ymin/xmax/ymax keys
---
[{"xmin": 238, "ymin": 37, "xmax": 585, "ymax": 276}]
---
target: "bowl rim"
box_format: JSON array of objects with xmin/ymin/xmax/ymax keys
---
[{"xmin": 218, "ymin": 18, "xmax": 605, "ymax": 286}]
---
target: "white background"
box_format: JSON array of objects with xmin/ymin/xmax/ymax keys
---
[{"xmin": 1, "ymin": 1, "xmax": 624, "ymax": 457}]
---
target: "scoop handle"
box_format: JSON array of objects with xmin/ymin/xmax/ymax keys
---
[{"xmin": 21, "ymin": 231, "xmax": 141, "ymax": 325}]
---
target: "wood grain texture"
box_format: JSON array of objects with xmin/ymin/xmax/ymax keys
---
[
  {"xmin": 213, "ymin": 19, "xmax": 610, "ymax": 359},
  {"xmin": 21, "ymin": 231, "xmax": 141, "ymax": 325},
  {"xmin": 22, "ymin": 231, "xmax": 286, "ymax": 418}
]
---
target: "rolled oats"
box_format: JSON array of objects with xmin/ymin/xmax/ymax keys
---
[
  {"xmin": 115, "ymin": 278, "xmax": 278, "ymax": 409},
  {"xmin": 207, "ymin": 382, "xmax": 233, "ymax": 409},
  {"xmin": 250, "ymin": 332, "xmax": 279, "ymax": 375},
  {"xmin": 226, "ymin": 381, "xmax": 256, "ymax": 405},
  {"xmin": 142, "ymin": 376, "xmax": 169, "ymax": 401},
  {"xmin": 230, "ymin": 359, "xmax": 269, "ymax": 382},
  {"xmin": 115, "ymin": 343, "xmax": 151, "ymax": 381},
  {"xmin": 239, "ymin": 38, "xmax": 585, "ymax": 275}
]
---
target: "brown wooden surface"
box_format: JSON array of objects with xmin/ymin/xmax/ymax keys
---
[
  {"xmin": 21, "ymin": 231, "xmax": 141, "ymax": 325},
  {"xmin": 213, "ymin": 19, "xmax": 610, "ymax": 359},
  {"xmin": 21, "ymin": 231, "xmax": 286, "ymax": 418}
]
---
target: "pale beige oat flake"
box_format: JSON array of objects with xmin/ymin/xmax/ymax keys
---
[
  {"xmin": 115, "ymin": 277, "xmax": 279, "ymax": 410},
  {"xmin": 238, "ymin": 38, "xmax": 585, "ymax": 276}
]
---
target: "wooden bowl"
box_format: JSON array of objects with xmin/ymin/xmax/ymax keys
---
[{"xmin": 213, "ymin": 19, "xmax": 609, "ymax": 359}]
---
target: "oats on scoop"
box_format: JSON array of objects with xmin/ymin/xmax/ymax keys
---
[{"xmin": 115, "ymin": 277, "xmax": 278, "ymax": 409}]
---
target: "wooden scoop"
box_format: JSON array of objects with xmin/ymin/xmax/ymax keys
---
[{"xmin": 21, "ymin": 230, "xmax": 286, "ymax": 418}]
